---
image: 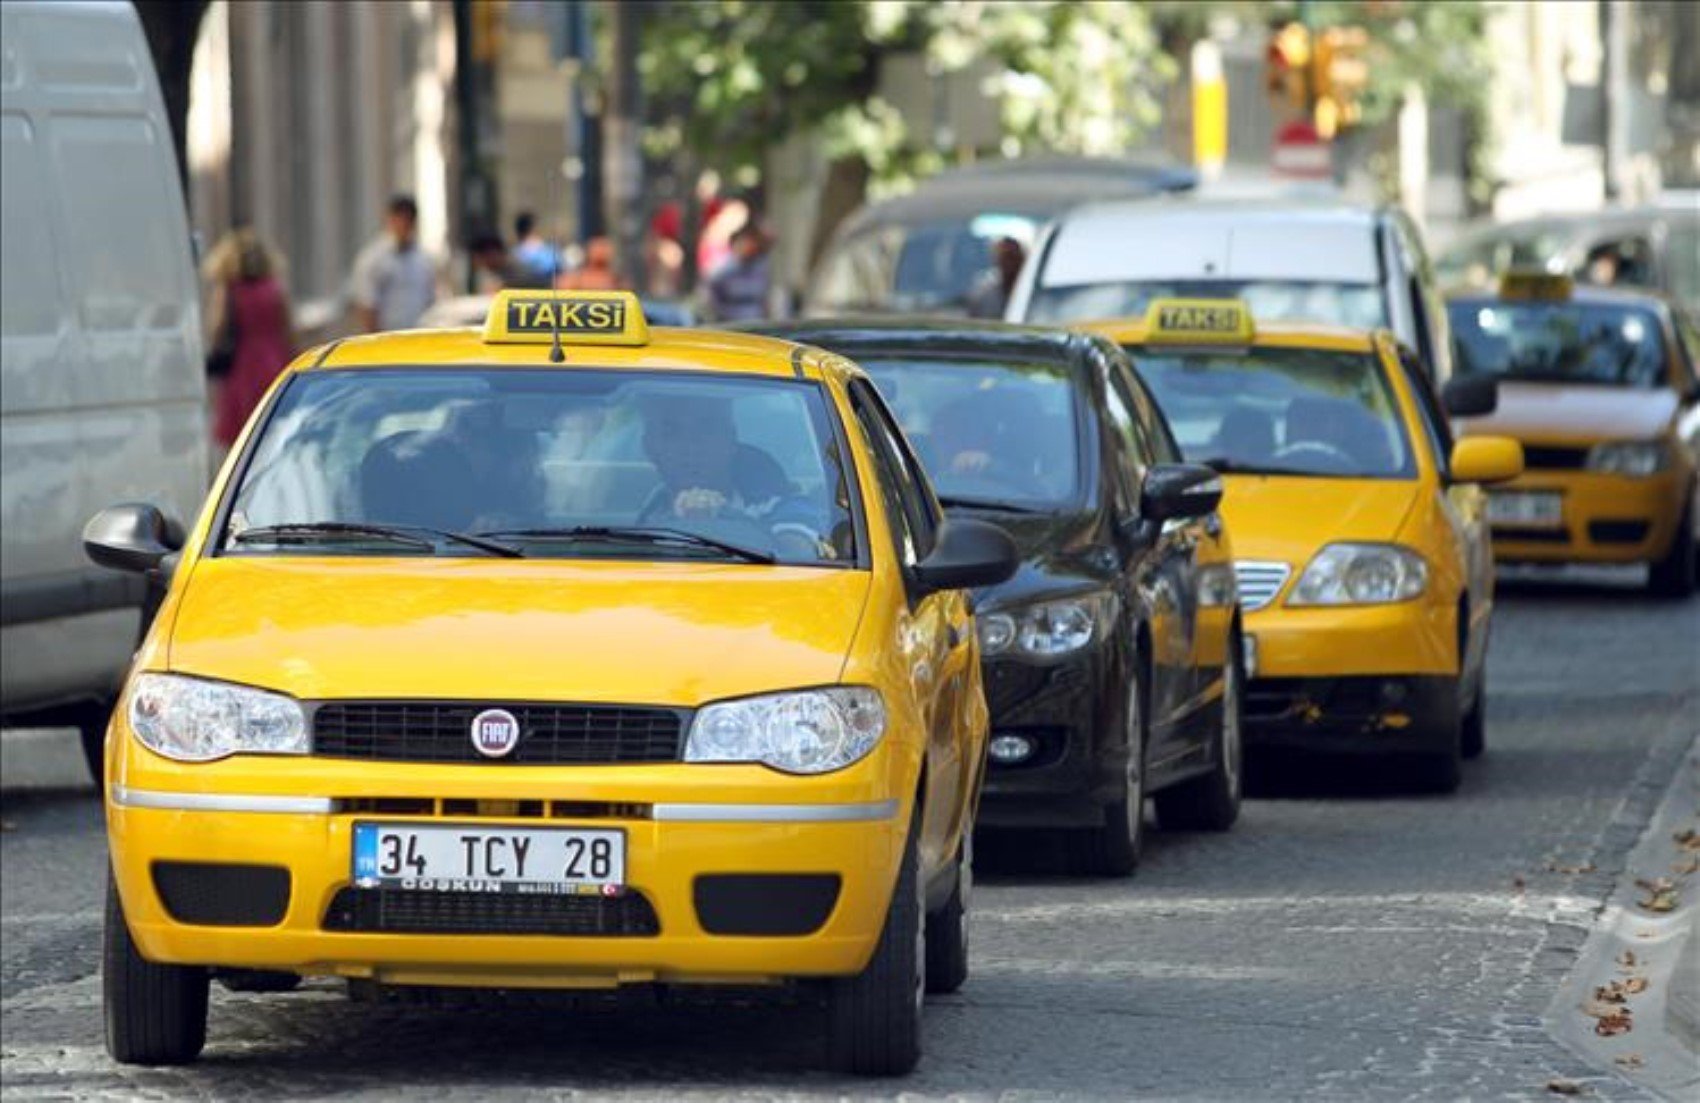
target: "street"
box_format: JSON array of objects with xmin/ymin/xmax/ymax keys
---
[{"xmin": 3, "ymin": 573, "xmax": 1694, "ymax": 1101}]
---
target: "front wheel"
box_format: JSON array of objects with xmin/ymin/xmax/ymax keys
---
[
  {"xmin": 104, "ymin": 872, "xmax": 208, "ymax": 1066},
  {"xmin": 828, "ymin": 809, "xmax": 923, "ymax": 1076},
  {"xmin": 1069, "ymin": 666, "xmax": 1147, "ymax": 877},
  {"xmin": 1153, "ymin": 634, "xmax": 1244, "ymax": 832},
  {"xmin": 1648, "ymin": 503, "xmax": 1697, "ymax": 598},
  {"xmin": 924, "ymin": 832, "xmax": 970, "ymax": 995},
  {"xmin": 1411, "ymin": 682, "xmax": 1464, "ymax": 794}
]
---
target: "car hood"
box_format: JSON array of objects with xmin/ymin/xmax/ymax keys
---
[
  {"xmin": 166, "ymin": 558, "xmax": 870, "ymax": 705},
  {"xmin": 1462, "ymin": 382, "xmax": 1677, "ymax": 443},
  {"xmin": 1219, "ymin": 476, "xmax": 1420, "ymax": 565},
  {"xmin": 964, "ymin": 510, "xmax": 1119, "ymax": 607}
]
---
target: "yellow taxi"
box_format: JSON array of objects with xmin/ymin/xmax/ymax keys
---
[
  {"xmin": 1087, "ymin": 301, "xmax": 1523, "ymax": 791},
  {"xmin": 83, "ymin": 290, "xmax": 1016, "ymax": 1076},
  {"xmin": 1446, "ymin": 272, "xmax": 1700, "ymax": 596}
]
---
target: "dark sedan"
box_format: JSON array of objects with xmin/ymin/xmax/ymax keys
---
[{"xmin": 753, "ymin": 320, "xmax": 1246, "ymax": 874}]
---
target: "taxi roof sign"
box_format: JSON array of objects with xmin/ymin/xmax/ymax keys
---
[
  {"xmin": 1143, "ymin": 298, "xmax": 1255, "ymax": 346},
  {"xmin": 483, "ymin": 290, "xmax": 649, "ymax": 346},
  {"xmin": 1497, "ymin": 270, "xmax": 1573, "ymax": 302}
]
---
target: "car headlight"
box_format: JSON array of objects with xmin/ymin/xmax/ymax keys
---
[
  {"xmin": 977, "ymin": 591, "xmax": 1118, "ymax": 659},
  {"xmin": 1288, "ymin": 543, "xmax": 1427, "ymax": 606},
  {"xmin": 685, "ymin": 687, "xmax": 885, "ymax": 774},
  {"xmin": 126, "ymin": 673, "xmax": 308, "ymax": 762},
  {"xmin": 1586, "ymin": 440, "xmax": 1667, "ymax": 476}
]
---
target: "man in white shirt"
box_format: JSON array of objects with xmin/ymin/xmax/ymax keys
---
[{"xmin": 348, "ymin": 195, "xmax": 439, "ymax": 332}]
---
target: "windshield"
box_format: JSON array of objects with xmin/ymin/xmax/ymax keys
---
[
  {"xmin": 1129, "ymin": 347, "xmax": 1414, "ymax": 479},
  {"xmin": 1029, "ymin": 280, "xmax": 1387, "ymax": 330},
  {"xmin": 858, "ymin": 356, "xmax": 1082, "ymax": 510},
  {"xmin": 223, "ymin": 369, "xmax": 858, "ymax": 565},
  {"xmin": 1446, "ymin": 300, "xmax": 1669, "ymax": 389},
  {"xmin": 809, "ymin": 214, "xmax": 1038, "ymax": 314}
]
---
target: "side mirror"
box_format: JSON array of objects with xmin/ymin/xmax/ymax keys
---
[
  {"xmin": 914, "ymin": 518, "xmax": 1019, "ymax": 595},
  {"xmin": 1442, "ymin": 376, "xmax": 1499, "ymax": 418},
  {"xmin": 1141, "ymin": 463, "xmax": 1223, "ymax": 523},
  {"xmin": 1449, "ymin": 436, "xmax": 1523, "ymax": 484},
  {"xmin": 83, "ymin": 504, "xmax": 185, "ymax": 574}
]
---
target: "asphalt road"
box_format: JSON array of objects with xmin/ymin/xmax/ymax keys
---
[{"xmin": 3, "ymin": 572, "xmax": 1696, "ymax": 1101}]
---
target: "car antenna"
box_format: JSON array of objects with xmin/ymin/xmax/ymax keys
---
[{"xmin": 548, "ymin": 162, "xmax": 566, "ymax": 363}]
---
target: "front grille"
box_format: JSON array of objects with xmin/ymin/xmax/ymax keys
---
[
  {"xmin": 153, "ymin": 862, "xmax": 291, "ymax": 927},
  {"xmin": 1233, "ymin": 560, "xmax": 1291, "ymax": 611},
  {"xmin": 1493, "ymin": 527, "xmax": 1570, "ymax": 544},
  {"xmin": 312, "ymin": 702, "xmax": 686, "ymax": 764},
  {"xmin": 1520, "ymin": 444, "xmax": 1589, "ymax": 470},
  {"xmin": 1589, "ymin": 520, "xmax": 1651, "ymax": 545},
  {"xmin": 323, "ymin": 887, "xmax": 661, "ymax": 936}
]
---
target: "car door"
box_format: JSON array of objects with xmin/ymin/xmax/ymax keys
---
[
  {"xmin": 847, "ymin": 380, "xmax": 974, "ymax": 873},
  {"xmin": 1095, "ymin": 347, "xmax": 1196, "ymax": 758}
]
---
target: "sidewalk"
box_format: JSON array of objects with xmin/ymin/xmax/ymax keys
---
[{"xmin": 0, "ymin": 727, "xmax": 93, "ymax": 794}]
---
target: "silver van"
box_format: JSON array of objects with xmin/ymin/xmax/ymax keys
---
[{"xmin": 1, "ymin": 0, "xmax": 207, "ymax": 779}]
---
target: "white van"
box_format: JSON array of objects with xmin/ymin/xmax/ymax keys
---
[{"xmin": 1, "ymin": 1, "xmax": 207, "ymax": 779}]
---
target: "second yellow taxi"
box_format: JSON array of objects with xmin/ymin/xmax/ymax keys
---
[
  {"xmin": 83, "ymin": 290, "xmax": 1017, "ymax": 1076},
  {"xmin": 1089, "ymin": 300, "xmax": 1523, "ymax": 790}
]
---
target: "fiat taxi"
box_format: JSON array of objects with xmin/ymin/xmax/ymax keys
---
[
  {"xmin": 1446, "ymin": 272, "xmax": 1700, "ymax": 596},
  {"xmin": 1087, "ymin": 300, "xmax": 1524, "ymax": 791},
  {"xmin": 84, "ymin": 290, "xmax": 1016, "ymax": 1076}
]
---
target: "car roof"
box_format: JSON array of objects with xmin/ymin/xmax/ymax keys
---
[
  {"xmin": 1037, "ymin": 196, "xmax": 1388, "ymax": 287},
  {"xmin": 1083, "ymin": 316, "xmax": 1379, "ymax": 354},
  {"xmin": 745, "ymin": 317, "xmax": 1096, "ymax": 365},
  {"xmin": 305, "ymin": 325, "xmax": 848, "ymax": 382}
]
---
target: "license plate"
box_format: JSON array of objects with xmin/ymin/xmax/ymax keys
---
[
  {"xmin": 1488, "ymin": 491, "xmax": 1563, "ymax": 528},
  {"xmin": 352, "ymin": 822, "xmax": 625, "ymax": 894}
]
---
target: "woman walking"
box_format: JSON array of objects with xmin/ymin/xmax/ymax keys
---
[{"xmin": 203, "ymin": 228, "xmax": 294, "ymax": 450}]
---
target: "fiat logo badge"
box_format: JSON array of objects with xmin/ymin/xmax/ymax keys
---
[{"xmin": 470, "ymin": 708, "xmax": 521, "ymax": 758}]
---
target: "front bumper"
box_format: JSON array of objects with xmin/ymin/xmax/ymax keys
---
[
  {"xmin": 1242, "ymin": 675, "xmax": 1455, "ymax": 752},
  {"xmin": 1490, "ymin": 470, "xmax": 1685, "ymax": 564},
  {"xmin": 108, "ymin": 770, "xmax": 907, "ymax": 987}
]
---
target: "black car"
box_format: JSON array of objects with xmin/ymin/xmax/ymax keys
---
[{"xmin": 752, "ymin": 319, "xmax": 1246, "ymax": 874}]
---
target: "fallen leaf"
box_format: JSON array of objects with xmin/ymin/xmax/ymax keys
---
[
  {"xmin": 1635, "ymin": 877, "xmax": 1680, "ymax": 912},
  {"xmin": 1513, "ymin": 875, "xmax": 1528, "ymax": 892},
  {"xmin": 1613, "ymin": 1054, "xmax": 1644, "ymax": 1069},
  {"xmin": 1546, "ymin": 861, "xmax": 1596, "ymax": 874},
  {"xmin": 1617, "ymin": 949, "xmax": 1638, "ymax": 970},
  {"xmin": 1594, "ymin": 1008, "xmax": 1633, "ymax": 1036},
  {"xmin": 1622, "ymin": 976, "xmax": 1649, "ymax": 995},
  {"xmin": 1545, "ymin": 1078, "xmax": 1586, "ymax": 1096},
  {"xmin": 1674, "ymin": 827, "xmax": 1700, "ymax": 852},
  {"xmin": 1592, "ymin": 983, "xmax": 1627, "ymax": 1005},
  {"xmin": 1673, "ymin": 856, "xmax": 1699, "ymax": 876}
]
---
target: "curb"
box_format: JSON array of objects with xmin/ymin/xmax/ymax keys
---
[
  {"xmin": 1545, "ymin": 739, "xmax": 1700, "ymax": 1099},
  {"xmin": 0, "ymin": 727, "xmax": 94, "ymax": 795}
]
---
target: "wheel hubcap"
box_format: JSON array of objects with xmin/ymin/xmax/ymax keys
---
[
  {"xmin": 1127, "ymin": 681, "xmax": 1145, "ymax": 836},
  {"xmin": 1223, "ymin": 656, "xmax": 1243, "ymax": 798}
]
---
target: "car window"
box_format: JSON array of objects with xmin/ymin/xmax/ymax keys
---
[
  {"xmin": 1028, "ymin": 278, "xmax": 1387, "ymax": 331},
  {"xmin": 1126, "ymin": 345, "xmax": 1416, "ymax": 479},
  {"xmin": 223, "ymin": 369, "xmax": 858, "ymax": 565},
  {"xmin": 1674, "ymin": 311, "xmax": 1700, "ymax": 392},
  {"xmin": 1667, "ymin": 224, "xmax": 1700, "ymax": 308},
  {"xmin": 1395, "ymin": 344, "xmax": 1454, "ymax": 475},
  {"xmin": 849, "ymin": 385, "xmax": 924, "ymax": 568},
  {"xmin": 1113, "ymin": 356, "xmax": 1182, "ymax": 465},
  {"xmin": 858, "ymin": 381, "xmax": 941, "ymax": 557},
  {"xmin": 811, "ymin": 216, "xmax": 1039, "ymax": 315},
  {"xmin": 860, "ymin": 354, "xmax": 1082, "ymax": 511},
  {"xmin": 1581, "ymin": 235, "xmax": 1656, "ymax": 289},
  {"xmin": 1446, "ymin": 299, "xmax": 1669, "ymax": 389}
]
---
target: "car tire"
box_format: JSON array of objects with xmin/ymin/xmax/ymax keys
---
[
  {"xmin": 76, "ymin": 700, "xmax": 112, "ymax": 790},
  {"xmin": 104, "ymin": 871, "xmax": 208, "ymax": 1066},
  {"xmin": 1070, "ymin": 665, "xmax": 1147, "ymax": 877},
  {"xmin": 924, "ymin": 831, "xmax": 970, "ymax": 995},
  {"xmin": 1154, "ymin": 632, "xmax": 1244, "ymax": 833},
  {"xmin": 1412, "ymin": 684, "xmax": 1464, "ymax": 794},
  {"xmin": 1648, "ymin": 502, "xmax": 1697, "ymax": 598},
  {"xmin": 828, "ymin": 807, "xmax": 923, "ymax": 1076},
  {"xmin": 1460, "ymin": 681, "xmax": 1487, "ymax": 760}
]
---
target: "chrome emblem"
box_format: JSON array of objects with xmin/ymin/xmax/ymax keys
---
[{"xmin": 470, "ymin": 708, "xmax": 521, "ymax": 758}]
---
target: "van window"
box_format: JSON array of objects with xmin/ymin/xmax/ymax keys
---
[
  {"xmin": 0, "ymin": 115, "xmax": 62, "ymax": 336},
  {"xmin": 49, "ymin": 116, "xmax": 183, "ymax": 331}
]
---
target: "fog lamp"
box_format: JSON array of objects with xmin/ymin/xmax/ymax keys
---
[{"xmin": 988, "ymin": 733, "xmax": 1038, "ymax": 765}]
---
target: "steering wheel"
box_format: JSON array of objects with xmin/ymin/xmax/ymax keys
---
[{"xmin": 1271, "ymin": 440, "xmax": 1357, "ymax": 473}]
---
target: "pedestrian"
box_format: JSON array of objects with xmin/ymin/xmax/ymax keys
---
[
  {"xmin": 202, "ymin": 227, "xmax": 294, "ymax": 450},
  {"xmin": 468, "ymin": 230, "xmax": 540, "ymax": 293},
  {"xmin": 348, "ymin": 194, "xmax": 438, "ymax": 332},
  {"xmin": 706, "ymin": 223, "xmax": 773, "ymax": 323},
  {"xmin": 554, "ymin": 236, "xmax": 620, "ymax": 291},
  {"xmin": 511, "ymin": 211, "xmax": 557, "ymax": 283}
]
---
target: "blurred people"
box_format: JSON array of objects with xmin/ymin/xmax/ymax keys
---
[
  {"xmin": 555, "ymin": 236, "xmax": 621, "ymax": 291},
  {"xmin": 707, "ymin": 224, "xmax": 773, "ymax": 322},
  {"xmin": 469, "ymin": 230, "xmax": 548, "ymax": 292},
  {"xmin": 966, "ymin": 236, "xmax": 1026, "ymax": 318},
  {"xmin": 349, "ymin": 194, "xmax": 437, "ymax": 331},
  {"xmin": 512, "ymin": 211, "xmax": 557, "ymax": 283},
  {"xmin": 203, "ymin": 228, "xmax": 294, "ymax": 449}
]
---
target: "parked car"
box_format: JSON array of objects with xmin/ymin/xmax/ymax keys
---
[
  {"xmin": 1088, "ymin": 298, "xmax": 1524, "ymax": 791},
  {"xmin": 1447, "ymin": 271, "xmax": 1700, "ymax": 596},
  {"xmin": 1005, "ymin": 196, "xmax": 1457, "ymax": 383},
  {"xmin": 753, "ymin": 318, "xmax": 1243, "ymax": 873},
  {"xmin": 1435, "ymin": 199, "xmax": 1700, "ymax": 314},
  {"xmin": 1, "ymin": 0, "xmax": 209, "ymax": 780},
  {"xmin": 805, "ymin": 156, "xmax": 1196, "ymax": 319}
]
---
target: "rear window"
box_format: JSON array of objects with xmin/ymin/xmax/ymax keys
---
[
  {"xmin": 1029, "ymin": 279, "xmax": 1386, "ymax": 331},
  {"xmin": 809, "ymin": 214, "xmax": 1039, "ymax": 315},
  {"xmin": 1447, "ymin": 299, "xmax": 1669, "ymax": 389}
]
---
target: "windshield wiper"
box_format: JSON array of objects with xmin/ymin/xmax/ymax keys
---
[
  {"xmin": 1199, "ymin": 457, "xmax": 1356, "ymax": 479},
  {"xmin": 936, "ymin": 495, "xmax": 1048, "ymax": 515},
  {"xmin": 231, "ymin": 522, "xmax": 524, "ymax": 558},
  {"xmin": 478, "ymin": 525, "xmax": 775, "ymax": 564}
]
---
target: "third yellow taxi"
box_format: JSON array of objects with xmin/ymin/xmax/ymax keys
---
[
  {"xmin": 1445, "ymin": 272, "xmax": 1700, "ymax": 597},
  {"xmin": 1087, "ymin": 300, "xmax": 1523, "ymax": 791},
  {"xmin": 82, "ymin": 289, "xmax": 1017, "ymax": 1076}
]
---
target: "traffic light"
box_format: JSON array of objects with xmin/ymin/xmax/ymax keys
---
[
  {"xmin": 1265, "ymin": 22, "xmax": 1312, "ymax": 116},
  {"xmin": 1312, "ymin": 26, "xmax": 1370, "ymax": 138}
]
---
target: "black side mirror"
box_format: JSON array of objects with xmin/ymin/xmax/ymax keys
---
[
  {"xmin": 914, "ymin": 518, "xmax": 1019, "ymax": 595},
  {"xmin": 1141, "ymin": 463, "xmax": 1223, "ymax": 523},
  {"xmin": 1442, "ymin": 376, "xmax": 1498, "ymax": 418},
  {"xmin": 84, "ymin": 503, "xmax": 185, "ymax": 575}
]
